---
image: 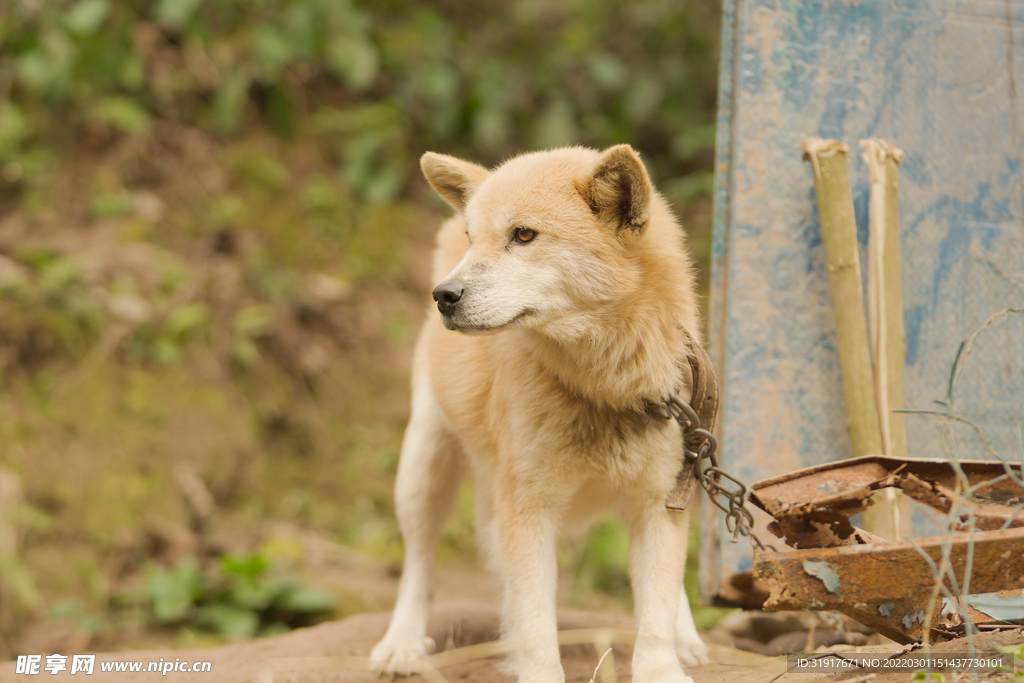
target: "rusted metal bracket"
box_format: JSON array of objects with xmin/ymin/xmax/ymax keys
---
[
  {"xmin": 754, "ymin": 527, "xmax": 1024, "ymax": 643},
  {"xmin": 749, "ymin": 456, "xmax": 1024, "ymax": 644}
]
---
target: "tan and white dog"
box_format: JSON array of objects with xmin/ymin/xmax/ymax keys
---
[{"xmin": 370, "ymin": 145, "xmax": 709, "ymax": 683}]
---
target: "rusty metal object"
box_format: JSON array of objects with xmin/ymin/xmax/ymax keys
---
[
  {"xmin": 755, "ymin": 527, "xmax": 1024, "ymax": 643},
  {"xmin": 751, "ymin": 456, "xmax": 1024, "ymax": 549},
  {"xmin": 750, "ymin": 456, "xmax": 1024, "ymax": 643}
]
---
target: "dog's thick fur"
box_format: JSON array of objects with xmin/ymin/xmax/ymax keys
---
[{"xmin": 370, "ymin": 146, "xmax": 709, "ymax": 683}]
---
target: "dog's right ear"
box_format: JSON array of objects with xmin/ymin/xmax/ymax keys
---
[{"xmin": 420, "ymin": 152, "xmax": 491, "ymax": 212}]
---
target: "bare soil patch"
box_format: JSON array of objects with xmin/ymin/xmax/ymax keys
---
[
  {"xmin": 0, "ymin": 601, "xmax": 692, "ymax": 683},
  {"xmin": 4, "ymin": 590, "xmax": 1018, "ymax": 683}
]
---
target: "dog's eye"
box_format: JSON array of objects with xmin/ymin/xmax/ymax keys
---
[{"xmin": 513, "ymin": 227, "xmax": 537, "ymax": 244}]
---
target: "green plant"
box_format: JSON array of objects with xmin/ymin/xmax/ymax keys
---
[
  {"xmin": 994, "ymin": 643, "xmax": 1024, "ymax": 679},
  {"xmin": 128, "ymin": 553, "xmax": 335, "ymax": 640},
  {"xmin": 0, "ymin": 0, "xmax": 718, "ymax": 206},
  {"xmin": 0, "ymin": 0, "xmax": 721, "ymax": 651}
]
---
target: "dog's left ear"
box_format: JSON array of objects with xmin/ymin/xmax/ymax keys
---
[{"xmin": 578, "ymin": 144, "xmax": 652, "ymax": 233}]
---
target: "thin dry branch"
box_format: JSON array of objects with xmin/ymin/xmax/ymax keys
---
[
  {"xmin": 257, "ymin": 628, "xmax": 640, "ymax": 683},
  {"xmin": 589, "ymin": 648, "xmax": 614, "ymax": 683},
  {"xmin": 899, "ymin": 308, "xmax": 1024, "ymax": 680}
]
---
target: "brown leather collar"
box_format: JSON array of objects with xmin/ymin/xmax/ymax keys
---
[{"xmin": 652, "ymin": 333, "xmax": 720, "ymax": 511}]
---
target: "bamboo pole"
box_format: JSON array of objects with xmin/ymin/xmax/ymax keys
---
[
  {"xmin": 860, "ymin": 139, "xmax": 913, "ymax": 541},
  {"xmin": 882, "ymin": 141, "xmax": 907, "ymax": 461},
  {"xmin": 800, "ymin": 138, "xmax": 884, "ymax": 462}
]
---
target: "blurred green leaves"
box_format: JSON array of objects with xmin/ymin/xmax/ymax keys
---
[
  {"xmin": 0, "ymin": 0, "xmax": 719, "ymax": 205},
  {"xmin": 0, "ymin": 0, "xmax": 721, "ymax": 642},
  {"xmin": 63, "ymin": 0, "xmax": 110, "ymax": 37},
  {"xmin": 155, "ymin": 0, "xmax": 200, "ymax": 30},
  {"xmin": 148, "ymin": 557, "xmax": 205, "ymax": 623},
  {"xmin": 137, "ymin": 553, "xmax": 335, "ymax": 640},
  {"xmin": 88, "ymin": 97, "xmax": 151, "ymax": 135}
]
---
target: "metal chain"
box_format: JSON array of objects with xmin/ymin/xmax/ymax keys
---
[{"xmin": 660, "ymin": 394, "xmax": 775, "ymax": 553}]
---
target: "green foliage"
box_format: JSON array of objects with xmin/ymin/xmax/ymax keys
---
[
  {"xmin": 48, "ymin": 597, "xmax": 105, "ymax": 637},
  {"xmin": 0, "ymin": 251, "xmax": 106, "ymax": 368},
  {"xmin": 557, "ymin": 510, "xmax": 732, "ymax": 630},
  {"xmin": 995, "ymin": 643, "xmax": 1024, "ymax": 678},
  {"xmin": 127, "ymin": 554, "xmax": 335, "ymax": 640},
  {"xmin": 0, "ymin": 0, "xmax": 719, "ymax": 205},
  {"xmin": 0, "ymin": 0, "xmax": 722, "ymax": 649},
  {"xmin": 0, "ymin": 498, "xmax": 51, "ymax": 627},
  {"xmin": 571, "ymin": 514, "xmax": 632, "ymax": 601}
]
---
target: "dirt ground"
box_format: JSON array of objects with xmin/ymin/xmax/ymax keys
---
[
  {"xmin": 2, "ymin": 530, "xmax": 1021, "ymax": 683},
  {"xmin": 0, "ymin": 598, "xmax": 753, "ymax": 683},
  {"xmin": 3, "ymin": 592, "xmax": 1021, "ymax": 683}
]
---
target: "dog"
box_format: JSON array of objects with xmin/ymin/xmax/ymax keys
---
[{"xmin": 370, "ymin": 145, "xmax": 709, "ymax": 683}]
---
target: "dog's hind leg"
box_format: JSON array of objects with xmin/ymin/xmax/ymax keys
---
[{"xmin": 370, "ymin": 381, "xmax": 464, "ymax": 675}]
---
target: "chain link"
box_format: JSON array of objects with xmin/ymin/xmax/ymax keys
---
[{"xmin": 660, "ymin": 394, "xmax": 775, "ymax": 553}]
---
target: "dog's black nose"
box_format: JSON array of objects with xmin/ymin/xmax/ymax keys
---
[{"xmin": 432, "ymin": 281, "xmax": 464, "ymax": 315}]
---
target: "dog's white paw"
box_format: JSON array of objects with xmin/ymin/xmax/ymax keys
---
[
  {"xmin": 633, "ymin": 667, "xmax": 695, "ymax": 683},
  {"xmin": 633, "ymin": 648, "xmax": 695, "ymax": 683},
  {"xmin": 369, "ymin": 635, "xmax": 436, "ymax": 675},
  {"xmin": 676, "ymin": 637, "xmax": 709, "ymax": 668}
]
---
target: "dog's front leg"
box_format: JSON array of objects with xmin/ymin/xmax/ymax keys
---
[
  {"xmin": 370, "ymin": 387, "xmax": 464, "ymax": 674},
  {"xmin": 628, "ymin": 504, "xmax": 694, "ymax": 683},
  {"xmin": 495, "ymin": 487, "xmax": 567, "ymax": 683}
]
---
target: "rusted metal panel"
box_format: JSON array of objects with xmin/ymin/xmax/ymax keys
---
[
  {"xmin": 754, "ymin": 527, "xmax": 1024, "ymax": 644},
  {"xmin": 750, "ymin": 456, "xmax": 1024, "ymax": 642},
  {"xmin": 752, "ymin": 456, "xmax": 1024, "ymax": 513},
  {"xmin": 750, "ymin": 456, "xmax": 1024, "ymax": 548}
]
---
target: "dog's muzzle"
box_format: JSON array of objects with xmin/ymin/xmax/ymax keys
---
[{"xmin": 432, "ymin": 280, "xmax": 464, "ymax": 317}]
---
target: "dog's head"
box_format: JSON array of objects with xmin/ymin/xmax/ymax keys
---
[{"xmin": 421, "ymin": 145, "xmax": 656, "ymax": 335}]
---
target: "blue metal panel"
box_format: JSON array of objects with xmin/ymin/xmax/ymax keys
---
[{"xmin": 703, "ymin": 0, "xmax": 1024, "ymax": 603}]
